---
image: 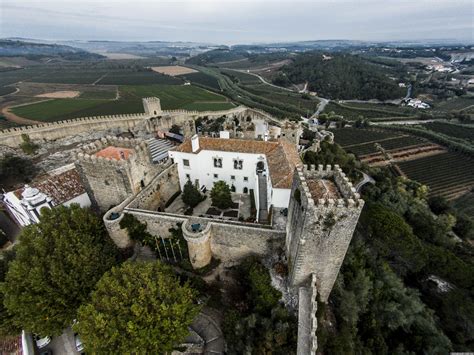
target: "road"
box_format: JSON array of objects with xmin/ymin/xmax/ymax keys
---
[{"xmin": 355, "ymin": 171, "xmax": 375, "ymax": 192}]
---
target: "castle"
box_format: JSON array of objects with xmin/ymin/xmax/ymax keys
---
[{"xmin": 1, "ymin": 98, "xmax": 363, "ymax": 354}]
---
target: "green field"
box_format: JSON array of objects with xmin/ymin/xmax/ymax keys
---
[
  {"xmin": 78, "ymin": 90, "xmax": 117, "ymax": 100},
  {"xmin": 422, "ymin": 122, "xmax": 474, "ymax": 142},
  {"xmin": 331, "ymin": 128, "xmax": 403, "ymax": 146},
  {"xmin": 323, "ymin": 102, "xmax": 412, "ymax": 120},
  {"xmin": 0, "ymin": 86, "xmax": 16, "ymax": 96},
  {"xmin": 220, "ymin": 69, "xmax": 262, "ymax": 85},
  {"xmin": 121, "ymin": 85, "xmax": 228, "ymax": 109},
  {"xmin": 179, "ymin": 72, "xmax": 221, "ymax": 90},
  {"xmin": 11, "ymin": 84, "xmax": 233, "ymax": 121}
]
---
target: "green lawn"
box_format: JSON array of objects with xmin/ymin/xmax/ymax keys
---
[{"xmin": 12, "ymin": 84, "xmax": 233, "ymax": 121}]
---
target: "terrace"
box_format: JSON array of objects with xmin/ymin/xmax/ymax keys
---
[{"xmin": 165, "ymin": 192, "xmax": 254, "ymax": 222}]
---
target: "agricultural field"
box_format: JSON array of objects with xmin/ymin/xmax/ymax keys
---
[
  {"xmin": 422, "ymin": 122, "xmax": 474, "ymax": 142},
  {"xmin": 323, "ymin": 102, "xmax": 412, "ymax": 121},
  {"xmin": 452, "ymin": 192, "xmax": 474, "ymax": 218},
  {"xmin": 431, "ymin": 96, "xmax": 474, "ymax": 111},
  {"xmin": 331, "ymin": 128, "xmax": 403, "ymax": 147},
  {"xmin": 10, "ymin": 84, "xmax": 233, "ymax": 121},
  {"xmin": 0, "ymin": 86, "xmax": 16, "ymax": 96},
  {"xmin": 150, "ymin": 66, "xmax": 197, "ymax": 76},
  {"xmin": 242, "ymin": 84, "xmax": 319, "ymax": 113},
  {"xmin": 397, "ymin": 152, "xmax": 474, "ymax": 200},
  {"xmin": 11, "ymin": 98, "xmax": 143, "ymax": 122},
  {"xmin": 342, "ymin": 136, "xmax": 427, "ymax": 156},
  {"xmin": 96, "ymin": 71, "xmax": 183, "ymax": 85},
  {"xmin": 220, "ymin": 69, "xmax": 262, "ymax": 85},
  {"xmin": 179, "ymin": 72, "xmax": 221, "ymax": 91}
]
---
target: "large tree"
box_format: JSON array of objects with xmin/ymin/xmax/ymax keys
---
[
  {"xmin": 211, "ymin": 180, "xmax": 233, "ymax": 209},
  {"xmin": 182, "ymin": 180, "xmax": 203, "ymax": 208},
  {"xmin": 3, "ymin": 205, "xmax": 119, "ymax": 336},
  {"xmin": 0, "ymin": 249, "xmax": 21, "ymax": 337},
  {"xmin": 74, "ymin": 261, "xmax": 200, "ymax": 353}
]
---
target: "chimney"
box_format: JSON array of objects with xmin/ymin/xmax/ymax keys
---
[{"xmin": 191, "ymin": 134, "xmax": 200, "ymax": 152}]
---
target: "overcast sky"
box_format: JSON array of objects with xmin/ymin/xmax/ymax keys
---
[{"xmin": 1, "ymin": 0, "xmax": 472, "ymax": 44}]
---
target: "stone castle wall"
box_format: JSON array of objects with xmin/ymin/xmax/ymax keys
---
[
  {"xmin": 287, "ymin": 164, "xmax": 364, "ymax": 302},
  {"xmin": 0, "ymin": 106, "xmax": 249, "ymax": 147},
  {"xmin": 74, "ymin": 136, "xmax": 165, "ymax": 211},
  {"xmin": 297, "ymin": 274, "xmax": 318, "ymax": 355}
]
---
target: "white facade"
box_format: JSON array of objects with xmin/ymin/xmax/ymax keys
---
[
  {"xmin": 169, "ymin": 137, "xmax": 293, "ymax": 210},
  {"xmin": 170, "ymin": 149, "xmax": 268, "ymax": 195}
]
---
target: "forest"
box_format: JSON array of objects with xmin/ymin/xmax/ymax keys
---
[
  {"xmin": 304, "ymin": 142, "xmax": 474, "ymax": 353},
  {"xmin": 277, "ymin": 52, "xmax": 406, "ymax": 100}
]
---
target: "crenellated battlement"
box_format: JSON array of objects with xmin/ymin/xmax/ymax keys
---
[
  {"xmin": 74, "ymin": 136, "xmax": 150, "ymax": 167},
  {"xmin": 295, "ymin": 164, "xmax": 364, "ymax": 209}
]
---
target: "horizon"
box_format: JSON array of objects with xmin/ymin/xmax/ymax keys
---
[{"xmin": 1, "ymin": 0, "xmax": 472, "ymax": 45}]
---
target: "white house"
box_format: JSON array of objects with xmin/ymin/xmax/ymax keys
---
[
  {"xmin": 2, "ymin": 164, "xmax": 91, "ymax": 227},
  {"xmin": 168, "ymin": 135, "xmax": 302, "ymax": 212}
]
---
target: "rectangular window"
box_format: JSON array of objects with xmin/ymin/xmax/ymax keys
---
[
  {"xmin": 233, "ymin": 159, "xmax": 243, "ymax": 170},
  {"xmin": 183, "ymin": 159, "xmax": 190, "ymax": 167},
  {"xmin": 214, "ymin": 174, "xmax": 218, "ymax": 179},
  {"xmin": 231, "ymin": 175, "xmax": 235, "ymax": 180},
  {"xmin": 243, "ymin": 176, "xmax": 248, "ymax": 182},
  {"xmin": 213, "ymin": 157, "xmax": 223, "ymax": 168}
]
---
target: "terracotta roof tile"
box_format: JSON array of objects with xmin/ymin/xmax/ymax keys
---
[
  {"xmin": 95, "ymin": 146, "xmax": 132, "ymax": 160},
  {"xmin": 172, "ymin": 137, "xmax": 302, "ymax": 189},
  {"xmin": 14, "ymin": 168, "xmax": 86, "ymax": 205}
]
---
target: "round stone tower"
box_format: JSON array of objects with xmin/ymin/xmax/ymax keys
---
[{"xmin": 182, "ymin": 219, "xmax": 212, "ymax": 269}]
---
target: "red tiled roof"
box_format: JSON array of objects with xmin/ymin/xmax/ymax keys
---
[
  {"xmin": 14, "ymin": 168, "xmax": 86, "ymax": 205},
  {"xmin": 95, "ymin": 146, "xmax": 132, "ymax": 160},
  {"xmin": 172, "ymin": 137, "xmax": 302, "ymax": 189}
]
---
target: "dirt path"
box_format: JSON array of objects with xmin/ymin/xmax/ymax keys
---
[{"xmin": 1, "ymin": 106, "xmax": 42, "ymax": 125}]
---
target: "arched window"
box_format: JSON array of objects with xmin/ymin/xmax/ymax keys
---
[
  {"xmin": 231, "ymin": 185, "xmax": 236, "ymax": 192},
  {"xmin": 243, "ymin": 187, "xmax": 248, "ymax": 194}
]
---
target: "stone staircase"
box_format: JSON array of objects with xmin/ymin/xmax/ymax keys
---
[
  {"xmin": 258, "ymin": 173, "xmax": 268, "ymax": 223},
  {"xmin": 147, "ymin": 138, "xmax": 175, "ymax": 163}
]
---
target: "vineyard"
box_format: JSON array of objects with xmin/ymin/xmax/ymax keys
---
[
  {"xmin": 422, "ymin": 122, "xmax": 474, "ymax": 142},
  {"xmin": 178, "ymin": 71, "xmax": 221, "ymax": 91},
  {"xmin": 331, "ymin": 128, "xmax": 403, "ymax": 147},
  {"xmin": 397, "ymin": 152, "xmax": 474, "ymax": 200}
]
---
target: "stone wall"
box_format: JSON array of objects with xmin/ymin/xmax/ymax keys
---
[
  {"xmin": 287, "ymin": 164, "xmax": 364, "ymax": 302},
  {"xmin": 297, "ymin": 274, "xmax": 318, "ymax": 355},
  {"xmin": 127, "ymin": 163, "xmax": 180, "ymax": 211},
  {"xmin": 121, "ymin": 207, "xmax": 285, "ymax": 263},
  {"xmin": 74, "ymin": 136, "xmax": 166, "ymax": 211},
  {"xmin": 0, "ymin": 106, "xmax": 248, "ymax": 147}
]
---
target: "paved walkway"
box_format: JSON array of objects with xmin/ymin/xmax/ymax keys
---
[{"xmin": 189, "ymin": 307, "xmax": 225, "ymax": 354}]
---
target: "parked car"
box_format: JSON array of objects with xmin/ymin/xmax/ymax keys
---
[
  {"xmin": 34, "ymin": 335, "xmax": 51, "ymax": 349},
  {"xmin": 74, "ymin": 333, "xmax": 84, "ymax": 352},
  {"xmin": 39, "ymin": 350, "xmax": 52, "ymax": 355}
]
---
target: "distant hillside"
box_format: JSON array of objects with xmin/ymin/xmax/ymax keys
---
[
  {"xmin": 277, "ymin": 52, "xmax": 406, "ymax": 100},
  {"xmin": 0, "ymin": 40, "xmax": 104, "ymax": 60}
]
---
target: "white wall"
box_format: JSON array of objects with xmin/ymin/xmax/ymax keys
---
[
  {"xmin": 271, "ymin": 188, "xmax": 291, "ymax": 208},
  {"xmin": 63, "ymin": 193, "xmax": 92, "ymax": 208},
  {"xmin": 169, "ymin": 149, "xmax": 267, "ymax": 195}
]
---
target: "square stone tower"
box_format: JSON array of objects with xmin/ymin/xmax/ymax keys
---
[
  {"xmin": 143, "ymin": 97, "xmax": 162, "ymax": 116},
  {"xmin": 75, "ymin": 136, "xmax": 162, "ymax": 211},
  {"xmin": 286, "ymin": 164, "xmax": 364, "ymax": 302},
  {"xmin": 280, "ymin": 120, "xmax": 303, "ymax": 145}
]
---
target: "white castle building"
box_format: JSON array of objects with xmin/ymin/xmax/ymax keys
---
[{"xmin": 168, "ymin": 134, "xmax": 302, "ymax": 220}]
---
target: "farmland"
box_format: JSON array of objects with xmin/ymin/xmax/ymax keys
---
[
  {"xmin": 331, "ymin": 128, "xmax": 403, "ymax": 147},
  {"xmin": 397, "ymin": 152, "xmax": 474, "ymax": 200},
  {"xmin": 10, "ymin": 84, "xmax": 233, "ymax": 121},
  {"xmin": 178, "ymin": 72, "xmax": 221, "ymax": 91},
  {"xmin": 323, "ymin": 102, "xmax": 414, "ymax": 121},
  {"xmin": 422, "ymin": 122, "xmax": 474, "ymax": 142}
]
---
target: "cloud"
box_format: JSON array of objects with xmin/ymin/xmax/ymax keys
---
[{"xmin": 1, "ymin": 0, "xmax": 472, "ymax": 43}]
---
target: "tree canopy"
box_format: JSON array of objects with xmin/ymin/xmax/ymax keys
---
[
  {"xmin": 74, "ymin": 261, "xmax": 200, "ymax": 353},
  {"xmin": 211, "ymin": 180, "xmax": 233, "ymax": 209},
  {"xmin": 2, "ymin": 205, "xmax": 119, "ymax": 336},
  {"xmin": 182, "ymin": 180, "xmax": 203, "ymax": 208}
]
